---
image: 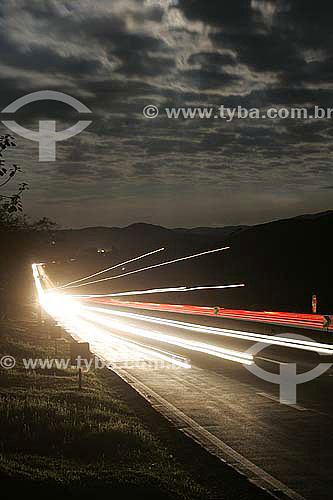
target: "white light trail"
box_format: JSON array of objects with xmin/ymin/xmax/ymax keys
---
[
  {"xmin": 32, "ymin": 267, "xmax": 252, "ymax": 366},
  {"xmin": 32, "ymin": 263, "xmax": 44, "ymax": 301},
  {"xmin": 33, "ymin": 264, "xmax": 333, "ymax": 375},
  {"xmin": 91, "ymin": 331, "xmax": 192, "ymax": 369},
  {"xmin": 33, "ymin": 264, "xmax": 333, "ymax": 359},
  {"xmin": 80, "ymin": 309, "xmax": 254, "ymax": 365},
  {"xmin": 64, "ymin": 246, "xmax": 230, "ymax": 289},
  {"xmin": 83, "ymin": 305, "xmax": 333, "ymax": 356},
  {"xmin": 32, "ymin": 264, "xmax": 191, "ymax": 369},
  {"xmin": 68, "ymin": 283, "xmax": 245, "ymax": 298},
  {"xmin": 57, "ymin": 247, "xmax": 165, "ymax": 289},
  {"xmin": 58, "ymin": 310, "xmax": 192, "ymax": 369}
]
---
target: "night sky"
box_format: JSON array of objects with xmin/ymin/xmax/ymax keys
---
[{"xmin": 0, "ymin": 0, "xmax": 332, "ymax": 228}]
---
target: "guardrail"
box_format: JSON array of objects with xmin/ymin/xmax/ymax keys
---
[{"xmin": 84, "ymin": 297, "xmax": 333, "ymax": 332}]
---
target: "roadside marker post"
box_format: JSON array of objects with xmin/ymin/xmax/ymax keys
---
[
  {"xmin": 323, "ymin": 315, "xmax": 332, "ymax": 333},
  {"xmin": 70, "ymin": 342, "xmax": 91, "ymax": 390},
  {"xmin": 78, "ymin": 368, "xmax": 82, "ymax": 390}
]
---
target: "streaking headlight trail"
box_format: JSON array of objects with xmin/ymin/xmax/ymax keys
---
[
  {"xmin": 69, "ymin": 283, "xmax": 245, "ymax": 298},
  {"xmin": 58, "ymin": 247, "xmax": 165, "ymax": 289},
  {"xmin": 82, "ymin": 305, "xmax": 333, "ymax": 355},
  {"xmin": 32, "ymin": 264, "xmax": 253, "ymax": 366},
  {"xmin": 32, "ymin": 264, "xmax": 191, "ymax": 369},
  {"xmin": 79, "ymin": 309, "xmax": 254, "ymax": 365},
  {"xmin": 62, "ymin": 246, "xmax": 230, "ymax": 289}
]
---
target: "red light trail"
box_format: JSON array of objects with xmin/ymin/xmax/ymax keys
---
[{"xmin": 83, "ymin": 297, "xmax": 332, "ymax": 332}]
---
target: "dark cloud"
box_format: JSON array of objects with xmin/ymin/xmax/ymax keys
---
[
  {"xmin": 213, "ymin": 31, "xmax": 303, "ymax": 74},
  {"xmin": 0, "ymin": 0, "xmax": 332, "ymax": 227},
  {"xmin": 181, "ymin": 68, "xmax": 240, "ymax": 91},
  {"xmin": 178, "ymin": 0, "xmax": 333, "ymax": 85},
  {"xmin": 117, "ymin": 53, "xmax": 176, "ymax": 77},
  {"xmin": 0, "ymin": 32, "xmax": 103, "ymax": 76},
  {"xmin": 177, "ymin": 0, "xmax": 255, "ymax": 31},
  {"xmin": 188, "ymin": 52, "xmax": 237, "ymax": 68}
]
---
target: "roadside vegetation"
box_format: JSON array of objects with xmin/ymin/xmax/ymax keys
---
[
  {"xmin": 0, "ymin": 319, "xmax": 211, "ymax": 499},
  {"xmin": 0, "ymin": 134, "xmax": 212, "ymax": 499},
  {"xmin": 0, "ymin": 136, "xmax": 58, "ymax": 320}
]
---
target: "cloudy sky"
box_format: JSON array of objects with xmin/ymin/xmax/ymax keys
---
[{"xmin": 0, "ymin": 0, "xmax": 332, "ymax": 228}]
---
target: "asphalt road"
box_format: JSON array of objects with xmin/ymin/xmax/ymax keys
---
[
  {"xmin": 76, "ymin": 300, "xmax": 333, "ymax": 500},
  {"xmin": 34, "ymin": 265, "xmax": 333, "ymax": 500}
]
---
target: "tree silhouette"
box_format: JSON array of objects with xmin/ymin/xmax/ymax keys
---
[{"xmin": 0, "ymin": 134, "xmax": 28, "ymax": 215}]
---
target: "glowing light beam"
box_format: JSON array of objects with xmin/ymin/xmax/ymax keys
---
[
  {"xmin": 32, "ymin": 265, "xmax": 191, "ymax": 369},
  {"xmin": 83, "ymin": 305, "xmax": 333, "ymax": 356},
  {"xmin": 64, "ymin": 246, "xmax": 230, "ymax": 289},
  {"xmin": 68, "ymin": 283, "xmax": 245, "ymax": 298},
  {"xmin": 79, "ymin": 309, "xmax": 254, "ymax": 365},
  {"xmin": 57, "ymin": 247, "xmax": 165, "ymax": 289}
]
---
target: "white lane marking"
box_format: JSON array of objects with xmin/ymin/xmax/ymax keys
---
[
  {"xmin": 257, "ymin": 392, "xmax": 309, "ymax": 411},
  {"xmin": 109, "ymin": 366, "xmax": 307, "ymax": 500}
]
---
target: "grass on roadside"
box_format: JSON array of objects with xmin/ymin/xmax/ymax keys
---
[{"xmin": 0, "ymin": 320, "xmax": 211, "ymax": 499}]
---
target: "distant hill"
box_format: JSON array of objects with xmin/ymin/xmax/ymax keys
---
[
  {"xmin": 173, "ymin": 225, "xmax": 248, "ymax": 238},
  {"xmin": 47, "ymin": 210, "xmax": 333, "ymax": 313},
  {"xmin": 57, "ymin": 223, "xmax": 248, "ymax": 248}
]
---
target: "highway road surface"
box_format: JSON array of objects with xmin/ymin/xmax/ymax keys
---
[{"xmin": 33, "ymin": 264, "xmax": 333, "ymax": 500}]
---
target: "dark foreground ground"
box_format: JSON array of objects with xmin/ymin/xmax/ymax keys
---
[{"xmin": 0, "ymin": 313, "xmax": 271, "ymax": 500}]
